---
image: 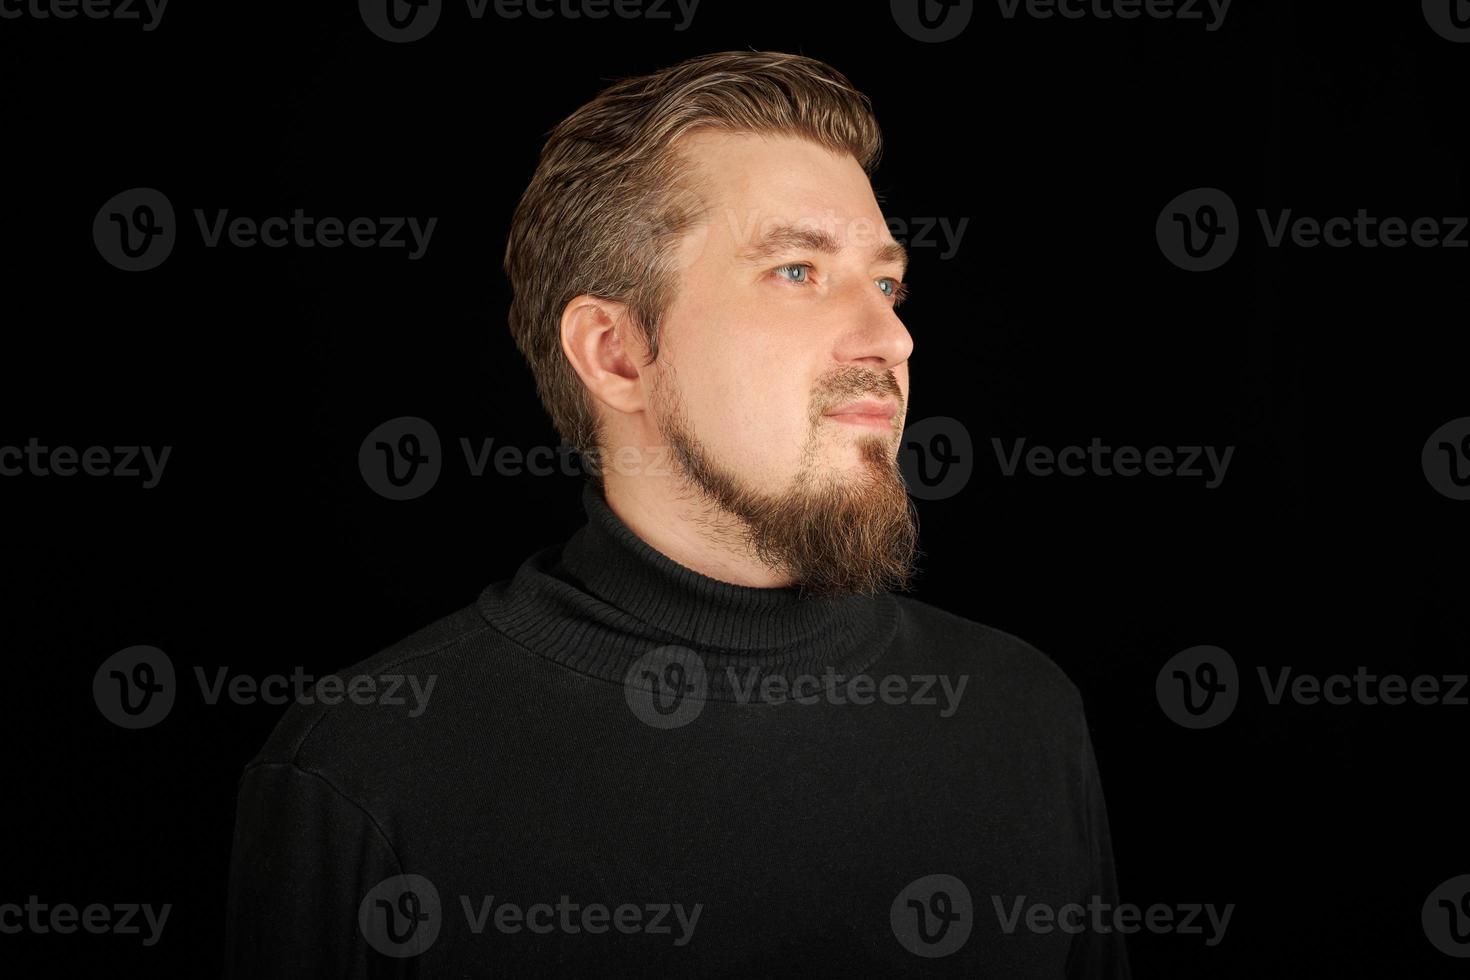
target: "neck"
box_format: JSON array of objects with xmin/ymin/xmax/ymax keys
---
[
  {"xmin": 476, "ymin": 480, "xmax": 900, "ymax": 701},
  {"xmin": 601, "ymin": 472, "xmax": 795, "ymax": 589}
]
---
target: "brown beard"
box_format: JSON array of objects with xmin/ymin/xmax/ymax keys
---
[{"xmin": 650, "ymin": 364, "xmax": 920, "ymax": 598}]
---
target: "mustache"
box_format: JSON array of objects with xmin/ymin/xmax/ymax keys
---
[{"xmin": 817, "ymin": 369, "xmax": 903, "ymax": 411}]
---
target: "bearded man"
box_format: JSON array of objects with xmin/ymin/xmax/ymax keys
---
[{"xmin": 225, "ymin": 49, "xmax": 1130, "ymax": 979}]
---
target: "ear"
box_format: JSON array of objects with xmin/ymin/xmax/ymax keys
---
[{"xmin": 560, "ymin": 294, "xmax": 651, "ymax": 419}]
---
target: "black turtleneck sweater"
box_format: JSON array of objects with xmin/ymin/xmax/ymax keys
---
[{"xmin": 224, "ymin": 482, "xmax": 1130, "ymax": 978}]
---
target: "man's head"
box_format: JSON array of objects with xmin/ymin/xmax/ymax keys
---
[{"xmin": 504, "ymin": 51, "xmax": 918, "ymax": 597}]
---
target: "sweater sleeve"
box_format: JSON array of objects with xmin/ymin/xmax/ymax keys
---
[
  {"xmin": 223, "ymin": 761, "xmax": 413, "ymax": 979},
  {"xmin": 1066, "ymin": 726, "xmax": 1132, "ymax": 980}
]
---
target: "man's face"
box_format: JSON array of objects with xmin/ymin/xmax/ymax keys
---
[{"xmin": 641, "ymin": 130, "xmax": 919, "ymax": 597}]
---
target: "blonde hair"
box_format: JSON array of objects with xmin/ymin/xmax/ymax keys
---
[{"xmin": 502, "ymin": 50, "xmax": 883, "ymax": 467}]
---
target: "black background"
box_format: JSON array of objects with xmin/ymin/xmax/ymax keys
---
[{"xmin": 2, "ymin": 0, "xmax": 1467, "ymax": 975}]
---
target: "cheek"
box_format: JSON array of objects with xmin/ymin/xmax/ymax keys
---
[
  {"xmin": 673, "ymin": 352, "xmax": 814, "ymax": 473},
  {"xmin": 660, "ymin": 278, "xmax": 817, "ymax": 469}
]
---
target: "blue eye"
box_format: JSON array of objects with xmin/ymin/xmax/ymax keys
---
[
  {"xmin": 772, "ymin": 264, "xmax": 909, "ymax": 308},
  {"xmin": 880, "ymin": 277, "xmax": 910, "ymax": 307}
]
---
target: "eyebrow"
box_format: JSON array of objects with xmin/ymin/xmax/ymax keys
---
[{"xmin": 735, "ymin": 224, "xmax": 909, "ymax": 276}]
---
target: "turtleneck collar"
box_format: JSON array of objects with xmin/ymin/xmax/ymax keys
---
[{"xmin": 477, "ymin": 481, "xmax": 900, "ymax": 701}]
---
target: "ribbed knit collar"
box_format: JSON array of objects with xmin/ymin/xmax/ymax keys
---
[{"xmin": 477, "ymin": 481, "xmax": 900, "ymax": 701}]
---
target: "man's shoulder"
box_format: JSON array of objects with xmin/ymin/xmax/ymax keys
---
[
  {"xmin": 889, "ymin": 592, "xmax": 1086, "ymax": 719},
  {"xmin": 240, "ymin": 598, "xmax": 499, "ymax": 773}
]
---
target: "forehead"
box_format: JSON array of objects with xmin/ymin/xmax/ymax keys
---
[{"xmin": 674, "ymin": 129, "xmax": 889, "ymax": 242}]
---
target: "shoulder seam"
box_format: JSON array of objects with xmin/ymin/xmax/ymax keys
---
[
  {"xmin": 238, "ymin": 760, "xmax": 408, "ymax": 877},
  {"xmin": 282, "ymin": 622, "xmax": 495, "ymax": 763}
]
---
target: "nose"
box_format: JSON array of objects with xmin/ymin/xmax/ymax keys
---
[{"xmin": 831, "ymin": 275, "xmax": 914, "ymax": 372}]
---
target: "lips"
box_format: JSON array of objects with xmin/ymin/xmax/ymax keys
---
[{"xmin": 824, "ymin": 398, "xmax": 898, "ymax": 420}]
